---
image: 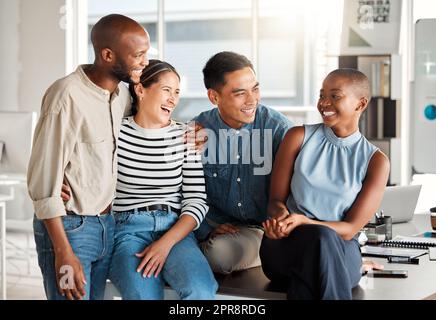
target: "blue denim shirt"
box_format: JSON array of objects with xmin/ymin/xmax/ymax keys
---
[{"xmin": 193, "ymin": 104, "xmax": 293, "ymax": 240}]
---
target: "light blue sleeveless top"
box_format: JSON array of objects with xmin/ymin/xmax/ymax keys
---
[{"xmin": 286, "ymin": 123, "xmax": 378, "ymax": 222}]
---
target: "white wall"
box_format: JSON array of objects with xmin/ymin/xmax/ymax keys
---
[
  {"xmin": 0, "ymin": 0, "xmax": 20, "ymax": 111},
  {"xmin": 19, "ymin": 0, "xmax": 67, "ymax": 112},
  {"xmin": 0, "ymin": 0, "xmax": 67, "ymax": 223},
  {"xmin": 0, "ymin": 0, "xmax": 67, "ymax": 113}
]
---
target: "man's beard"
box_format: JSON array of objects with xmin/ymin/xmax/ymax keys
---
[{"xmin": 111, "ymin": 59, "xmax": 136, "ymax": 84}]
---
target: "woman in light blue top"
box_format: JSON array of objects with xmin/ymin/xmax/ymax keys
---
[{"xmin": 260, "ymin": 69, "xmax": 390, "ymax": 300}]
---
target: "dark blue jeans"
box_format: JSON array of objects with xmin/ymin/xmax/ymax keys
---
[
  {"xmin": 33, "ymin": 213, "xmax": 115, "ymax": 300},
  {"xmin": 260, "ymin": 224, "xmax": 362, "ymax": 300}
]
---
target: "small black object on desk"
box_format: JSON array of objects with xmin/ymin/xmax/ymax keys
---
[
  {"xmin": 371, "ymin": 270, "xmax": 408, "ymax": 278},
  {"xmin": 387, "ymin": 256, "xmax": 419, "ymax": 265}
]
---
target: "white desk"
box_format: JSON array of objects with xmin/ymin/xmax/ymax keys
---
[
  {"xmin": 0, "ymin": 174, "xmax": 25, "ymax": 300},
  {"xmin": 0, "ymin": 174, "xmax": 25, "ymax": 202},
  {"xmin": 105, "ymin": 213, "xmax": 436, "ymax": 300},
  {"xmin": 354, "ymin": 212, "xmax": 436, "ymax": 300}
]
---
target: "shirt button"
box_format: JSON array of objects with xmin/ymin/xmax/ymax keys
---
[
  {"xmin": 236, "ymin": 155, "xmax": 240, "ymax": 159},
  {"xmin": 213, "ymin": 173, "xmax": 217, "ymax": 177},
  {"xmin": 236, "ymin": 130, "xmax": 240, "ymax": 134},
  {"xmin": 237, "ymin": 178, "xmax": 241, "ymax": 182},
  {"xmin": 237, "ymin": 202, "xmax": 242, "ymax": 207}
]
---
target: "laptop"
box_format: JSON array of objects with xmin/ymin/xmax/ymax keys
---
[{"xmin": 376, "ymin": 185, "xmax": 422, "ymax": 223}]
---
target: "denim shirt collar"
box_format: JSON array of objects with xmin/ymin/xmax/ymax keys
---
[{"xmin": 215, "ymin": 107, "xmax": 256, "ymax": 133}]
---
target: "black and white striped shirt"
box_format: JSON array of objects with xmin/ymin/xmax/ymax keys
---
[{"xmin": 113, "ymin": 117, "xmax": 208, "ymax": 229}]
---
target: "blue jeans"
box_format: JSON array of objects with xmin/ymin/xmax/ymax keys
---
[
  {"xmin": 33, "ymin": 213, "xmax": 115, "ymax": 300},
  {"xmin": 108, "ymin": 209, "xmax": 218, "ymax": 300}
]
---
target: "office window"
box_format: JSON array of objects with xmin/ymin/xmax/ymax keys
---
[
  {"xmin": 86, "ymin": 0, "xmax": 344, "ymax": 121},
  {"xmin": 257, "ymin": 0, "xmax": 301, "ymax": 108},
  {"xmin": 164, "ymin": 0, "xmax": 252, "ymax": 120},
  {"xmin": 87, "ymin": 0, "xmax": 158, "ymax": 63},
  {"xmin": 258, "ymin": 0, "xmax": 344, "ymax": 108}
]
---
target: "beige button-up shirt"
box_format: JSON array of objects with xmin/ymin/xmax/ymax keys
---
[{"xmin": 27, "ymin": 65, "xmax": 131, "ymax": 219}]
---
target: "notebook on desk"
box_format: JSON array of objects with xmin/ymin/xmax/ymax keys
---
[
  {"xmin": 381, "ymin": 235, "xmax": 436, "ymax": 249},
  {"xmin": 361, "ymin": 234, "xmax": 436, "ymax": 258},
  {"xmin": 361, "ymin": 245, "xmax": 427, "ymax": 259}
]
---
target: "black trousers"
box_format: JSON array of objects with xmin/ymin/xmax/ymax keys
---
[{"xmin": 260, "ymin": 224, "xmax": 362, "ymax": 300}]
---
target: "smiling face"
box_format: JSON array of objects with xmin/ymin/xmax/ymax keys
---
[
  {"xmin": 208, "ymin": 67, "xmax": 260, "ymax": 129},
  {"xmin": 318, "ymin": 74, "xmax": 368, "ymax": 135},
  {"xmin": 111, "ymin": 30, "xmax": 150, "ymax": 84},
  {"xmin": 137, "ymin": 71, "xmax": 180, "ymax": 127}
]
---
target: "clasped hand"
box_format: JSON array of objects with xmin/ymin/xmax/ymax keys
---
[{"xmin": 262, "ymin": 212, "xmax": 307, "ymax": 239}]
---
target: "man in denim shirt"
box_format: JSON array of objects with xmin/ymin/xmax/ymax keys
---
[{"xmin": 194, "ymin": 52, "xmax": 293, "ymax": 274}]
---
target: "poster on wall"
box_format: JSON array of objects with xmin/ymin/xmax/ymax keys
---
[{"xmin": 340, "ymin": 0, "xmax": 402, "ymax": 55}]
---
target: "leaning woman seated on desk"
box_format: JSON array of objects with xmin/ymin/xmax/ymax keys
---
[
  {"xmin": 260, "ymin": 68, "xmax": 390, "ymax": 300},
  {"xmin": 108, "ymin": 60, "xmax": 217, "ymax": 300}
]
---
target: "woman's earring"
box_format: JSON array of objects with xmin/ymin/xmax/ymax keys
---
[{"xmin": 140, "ymin": 97, "xmax": 143, "ymax": 101}]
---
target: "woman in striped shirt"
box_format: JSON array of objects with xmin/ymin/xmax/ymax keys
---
[{"xmin": 108, "ymin": 60, "xmax": 218, "ymax": 300}]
